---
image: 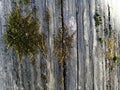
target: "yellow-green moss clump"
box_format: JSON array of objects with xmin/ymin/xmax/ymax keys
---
[
  {"xmin": 106, "ymin": 37, "xmax": 115, "ymax": 60},
  {"xmin": 4, "ymin": 3, "xmax": 47, "ymax": 63},
  {"xmin": 54, "ymin": 25, "xmax": 74, "ymax": 64}
]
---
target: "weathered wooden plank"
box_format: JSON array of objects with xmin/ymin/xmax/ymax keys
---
[
  {"xmin": 62, "ymin": 0, "xmax": 77, "ymax": 90},
  {"xmin": 0, "ymin": 0, "xmax": 120, "ymax": 90},
  {"xmin": 76, "ymin": 0, "xmax": 86, "ymax": 89},
  {"xmin": 1, "ymin": 0, "xmax": 14, "ymax": 90}
]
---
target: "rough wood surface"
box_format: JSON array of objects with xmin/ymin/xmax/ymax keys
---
[{"xmin": 0, "ymin": 0, "xmax": 120, "ymax": 90}]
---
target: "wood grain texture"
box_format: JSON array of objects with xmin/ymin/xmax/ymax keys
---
[{"xmin": 0, "ymin": 0, "xmax": 120, "ymax": 90}]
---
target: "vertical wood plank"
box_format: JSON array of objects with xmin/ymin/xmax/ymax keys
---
[
  {"xmin": 0, "ymin": 0, "xmax": 120, "ymax": 90},
  {"xmin": 62, "ymin": 0, "xmax": 77, "ymax": 90}
]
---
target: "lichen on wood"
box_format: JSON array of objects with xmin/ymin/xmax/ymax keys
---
[
  {"xmin": 4, "ymin": 2, "xmax": 47, "ymax": 63},
  {"xmin": 54, "ymin": 25, "xmax": 75, "ymax": 64},
  {"xmin": 19, "ymin": 0, "xmax": 30, "ymax": 4},
  {"xmin": 44, "ymin": 8, "xmax": 50, "ymax": 22},
  {"xmin": 94, "ymin": 12, "xmax": 102, "ymax": 26},
  {"xmin": 106, "ymin": 36, "xmax": 115, "ymax": 60},
  {"xmin": 98, "ymin": 37, "xmax": 104, "ymax": 44}
]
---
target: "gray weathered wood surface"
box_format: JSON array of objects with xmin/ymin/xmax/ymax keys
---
[{"xmin": 0, "ymin": 0, "xmax": 120, "ymax": 90}]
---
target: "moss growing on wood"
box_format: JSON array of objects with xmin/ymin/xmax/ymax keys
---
[
  {"xmin": 106, "ymin": 38, "xmax": 115, "ymax": 60},
  {"xmin": 54, "ymin": 25, "xmax": 74, "ymax": 64},
  {"xmin": 20, "ymin": 0, "xmax": 30, "ymax": 4},
  {"xmin": 98, "ymin": 37, "xmax": 104, "ymax": 44},
  {"xmin": 104, "ymin": 28, "xmax": 109, "ymax": 35},
  {"xmin": 4, "ymin": 3, "xmax": 47, "ymax": 63},
  {"xmin": 94, "ymin": 12, "xmax": 102, "ymax": 26},
  {"xmin": 45, "ymin": 8, "xmax": 50, "ymax": 22},
  {"xmin": 113, "ymin": 56, "xmax": 120, "ymax": 62}
]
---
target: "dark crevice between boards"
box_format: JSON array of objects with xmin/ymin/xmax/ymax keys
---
[
  {"xmin": 75, "ymin": 1, "xmax": 80, "ymax": 89},
  {"xmin": 61, "ymin": 0, "xmax": 66, "ymax": 89},
  {"xmin": 54, "ymin": 25, "xmax": 75, "ymax": 90},
  {"xmin": 108, "ymin": 5, "xmax": 112, "ymax": 37},
  {"xmin": 54, "ymin": 1, "xmax": 75, "ymax": 89}
]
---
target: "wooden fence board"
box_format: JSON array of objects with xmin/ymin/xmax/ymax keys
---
[{"xmin": 0, "ymin": 0, "xmax": 120, "ymax": 90}]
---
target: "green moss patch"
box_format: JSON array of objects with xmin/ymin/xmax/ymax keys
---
[
  {"xmin": 94, "ymin": 12, "xmax": 102, "ymax": 26},
  {"xmin": 4, "ymin": 3, "xmax": 47, "ymax": 63},
  {"xmin": 54, "ymin": 25, "xmax": 74, "ymax": 64},
  {"xmin": 20, "ymin": 0, "xmax": 30, "ymax": 4}
]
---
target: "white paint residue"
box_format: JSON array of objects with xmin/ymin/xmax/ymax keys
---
[
  {"xmin": 78, "ymin": 86, "xmax": 81, "ymax": 90},
  {"xmin": 65, "ymin": 16, "xmax": 77, "ymax": 33},
  {"xmin": 0, "ymin": 1, "xmax": 2, "ymax": 13},
  {"xmin": 107, "ymin": 0, "xmax": 120, "ymax": 30}
]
